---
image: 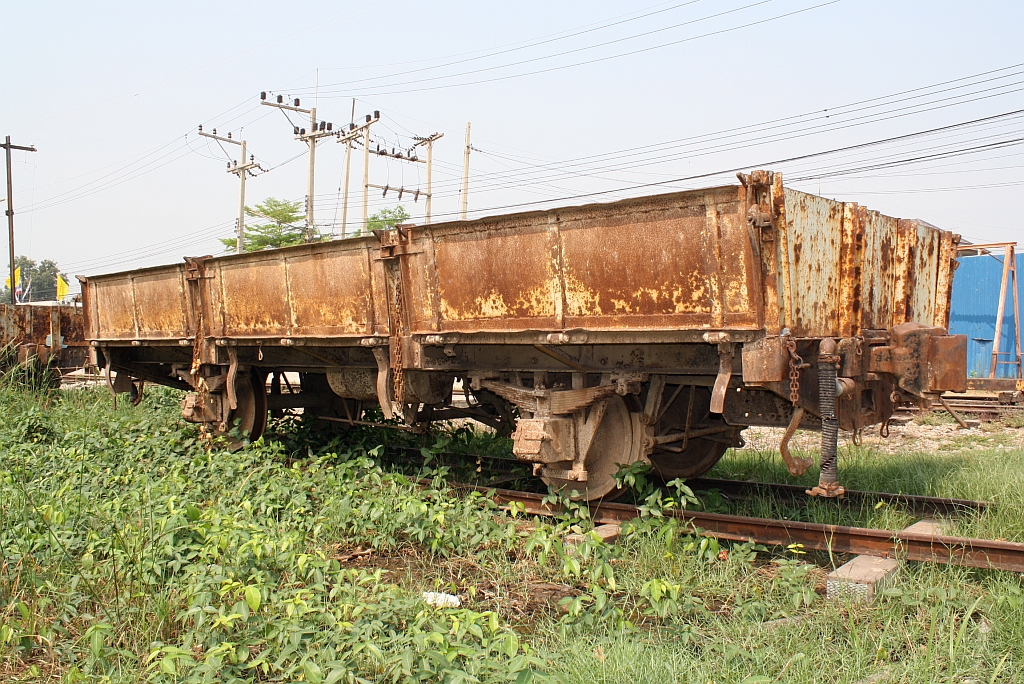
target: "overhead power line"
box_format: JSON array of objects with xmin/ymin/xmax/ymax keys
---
[{"xmin": 304, "ymin": 0, "xmax": 842, "ymax": 97}]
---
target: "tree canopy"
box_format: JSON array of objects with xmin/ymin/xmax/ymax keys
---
[
  {"xmin": 364, "ymin": 206, "xmax": 411, "ymax": 235},
  {"xmin": 220, "ymin": 198, "xmax": 311, "ymax": 253},
  {"xmin": 218, "ymin": 199, "xmax": 412, "ymax": 252},
  {"xmin": 2, "ymin": 256, "xmax": 65, "ymax": 302}
]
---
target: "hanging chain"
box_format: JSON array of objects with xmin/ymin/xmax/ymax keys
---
[
  {"xmin": 390, "ymin": 267, "xmax": 406, "ymax": 410},
  {"xmin": 785, "ymin": 337, "xmax": 804, "ymax": 406}
]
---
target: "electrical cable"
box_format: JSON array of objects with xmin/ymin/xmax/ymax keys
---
[{"xmin": 311, "ymin": 1, "xmax": 841, "ymax": 97}]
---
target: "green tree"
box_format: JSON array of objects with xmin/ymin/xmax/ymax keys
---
[
  {"xmin": 220, "ymin": 197, "xmax": 313, "ymax": 253},
  {"xmin": 363, "ymin": 205, "xmax": 410, "ymax": 235},
  {"xmin": 2, "ymin": 256, "xmax": 64, "ymax": 302}
]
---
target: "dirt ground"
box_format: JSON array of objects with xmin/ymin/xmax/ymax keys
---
[{"xmin": 742, "ymin": 413, "xmax": 1024, "ymax": 455}]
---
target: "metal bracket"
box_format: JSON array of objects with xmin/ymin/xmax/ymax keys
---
[{"xmin": 371, "ymin": 346, "xmax": 395, "ymax": 420}]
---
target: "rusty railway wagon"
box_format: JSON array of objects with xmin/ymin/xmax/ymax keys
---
[
  {"xmin": 1, "ymin": 302, "xmax": 88, "ymax": 376},
  {"xmin": 80, "ymin": 171, "xmax": 966, "ymax": 500}
]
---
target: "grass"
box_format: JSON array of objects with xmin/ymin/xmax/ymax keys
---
[{"xmin": 1, "ymin": 379, "xmax": 1023, "ymax": 683}]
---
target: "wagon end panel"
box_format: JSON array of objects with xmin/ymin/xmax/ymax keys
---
[
  {"xmin": 897, "ymin": 218, "xmax": 957, "ymax": 329},
  {"xmin": 858, "ymin": 210, "xmax": 899, "ymax": 331},
  {"xmin": 559, "ymin": 187, "xmax": 759, "ymax": 332},
  {"xmin": 782, "ymin": 189, "xmax": 845, "ymax": 336}
]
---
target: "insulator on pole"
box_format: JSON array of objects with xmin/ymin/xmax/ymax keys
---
[
  {"xmin": 277, "ymin": 95, "xmax": 283, "ymax": 103},
  {"xmin": 260, "ymin": 91, "xmax": 267, "ymax": 100}
]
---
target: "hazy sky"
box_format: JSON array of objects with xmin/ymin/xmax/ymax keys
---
[{"xmin": 3, "ymin": 0, "xmax": 1022, "ymax": 288}]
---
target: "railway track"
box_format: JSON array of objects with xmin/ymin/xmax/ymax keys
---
[
  {"xmin": 895, "ymin": 394, "xmax": 1023, "ymax": 420},
  {"xmin": 390, "ymin": 446, "xmax": 993, "ymax": 517},
  {"xmin": 686, "ymin": 477, "xmax": 990, "ymax": 516},
  {"xmin": 448, "ymin": 482, "xmax": 1024, "ymax": 573}
]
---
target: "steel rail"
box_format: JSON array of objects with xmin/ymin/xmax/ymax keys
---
[
  {"xmin": 391, "ymin": 446, "xmax": 993, "ymax": 516},
  {"xmin": 687, "ymin": 477, "xmax": 990, "ymax": 516},
  {"xmin": 449, "ymin": 483, "xmax": 1024, "ymax": 573}
]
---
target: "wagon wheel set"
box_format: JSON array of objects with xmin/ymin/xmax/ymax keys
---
[{"xmin": 206, "ymin": 369, "xmax": 743, "ymax": 500}]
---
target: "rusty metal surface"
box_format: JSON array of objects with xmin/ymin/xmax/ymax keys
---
[
  {"xmin": 81, "ymin": 172, "xmax": 959, "ymax": 352},
  {"xmin": 83, "ymin": 238, "xmax": 387, "ymax": 342},
  {"xmin": 80, "ymin": 263, "xmax": 189, "ymax": 341},
  {"xmin": 780, "ymin": 191, "xmax": 958, "ymax": 337},
  {"xmin": 0, "ymin": 302, "xmax": 87, "ymax": 370},
  {"xmin": 407, "ymin": 187, "xmax": 760, "ymax": 335}
]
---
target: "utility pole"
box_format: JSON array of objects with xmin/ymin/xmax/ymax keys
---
[
  {"xmin": 337, "ymin": 108, "xmax": 378, "ymax": 238},
  {"xmin": 413, "ymin": 133, "xmax": 443, "ymax": 224},
  {"xmin": 362, "ymin": 122, "xmax": 371, "ymax": 233},
  {"xmin": 261, "ymin": 92, "xmax": 335, "ymax": 242},
  {"xmin": 334, "ymin": 111, "xmax": 379, "ymax": 236},
  {"xmin": 197, "ymin": 127, "xmax": 262, "ymax": 254},
  {"xmin": 460, "ymin": 122, "xmax": 472, "ymax": 220},
  {"xmin": 339, "ymin": 99, "xmax": 356, "ymax": 238},
  {"xmin": 3, "ymin": 136, "xmax": 36, "ymax": 304},
  {"xmin": 340, "ymin": 137, "xmax": 352, "ymax": 238}
]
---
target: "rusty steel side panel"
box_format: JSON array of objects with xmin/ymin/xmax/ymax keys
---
[
  {"xmin": 933, "ymin": 229, "xmax": 958, "ymax": 328},
  {"xmin": 1, "ymin": 304, "xmax": 84, "ymax": 347},
  {"xmin": 408, "ymin": 187, "xmax": 761, "ymax": 334},
  {"xmin": 561, "ymin": 187, "xmax": 758, "ymax": 330},
  {"xmin": 784, "ymin": 188, "xmax": 957, "ymax": 337},
  {"xmin": 859, "ymin": 209, "xmax": 899, "ymax": 331},
  {"xmin": 131, "ymin": 268, "xmax": 191, "ymax": 339},
  {"xmin": 407, "ymin": 216, "xmax": 557, "ymax": 333},
  {"xmin": 411, "ymin": 216, "xmax": 560, "ymax": 333},
  {"xmin": 83, "ymin": 265, "xmax": 189, "ymax": 341},
  {"xmin": 206, "ymin": 239, "xmax": 384, "ymax": 339},
  {"xmin": 1, "ymin": 303, "xmax": 87, "ymax": 370},
  {"xmin": 902, "ymin": 219, "xmax": 941, "ymax": 327},
  {"xmin": 783, "ymin": 190, "xmax": 845, "ymax": 336}
]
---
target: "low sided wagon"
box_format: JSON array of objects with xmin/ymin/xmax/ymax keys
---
[{"xmin": 79, "ymin": 170, "xmax": 966, "ymax": 499}]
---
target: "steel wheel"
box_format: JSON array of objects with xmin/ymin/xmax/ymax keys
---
[
  {"xmin": 216, "ymin": 368, "xmax": 267, "ymax": 449},
  {"xmin": 649, "ymin": 439, "xmax": 728, "ymax": 480},
  {"xmin": 542, "ymin": 395, "xmax": 635, "ymax": 501}
]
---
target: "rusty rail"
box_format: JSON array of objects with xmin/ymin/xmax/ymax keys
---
[
  {"xmin": 451, "ymin": 483, "xmax": 1024, "ymax": 573},
  {"xmin": 687, "ymin": 477, "xmax": 990, "ymax": 517}
]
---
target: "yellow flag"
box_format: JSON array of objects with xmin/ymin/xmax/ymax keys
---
[
  {"xmin": 56, "ymin": 273, "xmax": 69, "ymax": 300},
  {"xmin": 4, "ymin": 267, "xmax": 20, "ymax": 290}
]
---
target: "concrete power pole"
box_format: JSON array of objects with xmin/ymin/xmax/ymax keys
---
[
  {"xmin": 261, "ymin": 93, "xmax": 335, "ymax": 242},
  {"xmin": 3, "ymin": 135, "xmax": 37, "ymax": 304},
  {"xmin": 198, "ymin": 127, "xmax": 262, "ymax": 253},
  {"xmin": 460, "ymin": 122, "xmax": 472, "ymax": 220},
  {"xmin": 413, "ymin": 133, "xmax": 443, "ymax": 224},
  {"xmin": 333, "ymin": 111, "xmax": 379, "ymax": 237}
]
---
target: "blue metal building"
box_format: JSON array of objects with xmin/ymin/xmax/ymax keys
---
[{"xmin": 948, "ymin": 252, "xmax": 1023, "ymax": 379}]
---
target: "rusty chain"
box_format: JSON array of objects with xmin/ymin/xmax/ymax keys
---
[
  {"xmin": 785, "ymin": 337, "xmax": 804, "ymax": 406},
  {"xmin": 390, "ymin": 268, "xmax": 406, "ymax": 411}
]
